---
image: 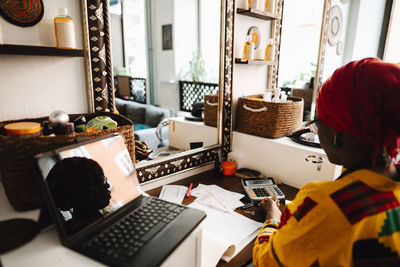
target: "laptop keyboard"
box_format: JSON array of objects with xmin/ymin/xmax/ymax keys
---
[{"xmin": 82, "ymin": 198, "xmax": 186, "ymax": 261}]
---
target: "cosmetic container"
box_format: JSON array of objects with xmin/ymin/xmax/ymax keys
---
[{"xmin": 54, "ymin": 8, "xmax": 76, "ymax": 49}]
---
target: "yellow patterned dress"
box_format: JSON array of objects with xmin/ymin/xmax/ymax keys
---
[{"xmin": 253, "ymin": 169, "xmax": 400, "ymax": 266}]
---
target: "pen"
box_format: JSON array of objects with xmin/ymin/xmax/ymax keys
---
[
  {"xmin": 186, "ymin": 183, "xmax": 193, "ymax": 198},
  {"xmin": 238, "ymin": 202, "xmax": 254, "ymax": 209}
]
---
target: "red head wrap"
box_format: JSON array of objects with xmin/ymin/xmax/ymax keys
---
[{"xmin": 317, "ymin": 57, "xmax": 400, "ymax": 164}]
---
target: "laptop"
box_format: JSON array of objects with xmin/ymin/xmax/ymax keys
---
[{"xmin": 34, "ymin": 133, "xmax": 206, "ymax": 267}]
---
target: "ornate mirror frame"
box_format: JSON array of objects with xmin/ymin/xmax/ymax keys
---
[
  {"xmin": 310, "ymin": 0, "xmax": 332, "ymax": 120},
  {"xmin": 81, "ymin": 0, "xmax": 235, "ymax": 183}
]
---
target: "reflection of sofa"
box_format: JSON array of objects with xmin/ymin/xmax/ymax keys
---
[{"xmin": 115, "ymin": 98, "xmax": 170, "ymax": 149}]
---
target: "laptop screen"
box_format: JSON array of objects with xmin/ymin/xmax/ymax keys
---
[{"xmin": 36, "ymin": 134, "xmax": 141, "ymax": 237}]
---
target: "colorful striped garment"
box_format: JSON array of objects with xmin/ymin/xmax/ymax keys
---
[{"xmin": 253, "ymin": 169, "xmax": 400, "ymax": 266}]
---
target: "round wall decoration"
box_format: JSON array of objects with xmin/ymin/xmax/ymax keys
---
[
  {"xmin": 0, "ymin": 0, "xmax": 44, "ymax": 27},
  {"xmin": 248, "ymin": 26, "xmax": 261, "ymax": 49},
  {"xmin": 327, "ymin": 5, "xmax": 343, "ymax": 46}
]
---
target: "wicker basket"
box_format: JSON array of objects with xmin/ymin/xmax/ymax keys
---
[
  {"xmin": 204, "ymin": 94, "xmax": 218, "ymax": 127},
  {"xmin": 291, "ymin": 88, "xmax": 313, "ymax": 110},
  {"xmin": 236, "ymin": 94, "xmax": 303, "ymax": 138},
  {"xmin": 0, "ymin": 112, "xmax": 134, "ymax": 211}
]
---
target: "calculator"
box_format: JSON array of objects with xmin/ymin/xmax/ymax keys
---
[{"xmin": 241, "ymin": 177, "xmax": 285, "ymax": 201}]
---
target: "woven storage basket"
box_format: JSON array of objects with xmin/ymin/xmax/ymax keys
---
[
  {"xmin": 204, "ymin": 94, "xmax": 218, "ymax": 127},
  {"xmin": 0, "ymin": 112, "xmax": 134, "ymax": 211},
  {"xmin": 236, "ymin": 94, "xmax": 303, "ymax": 138},
  {"xmin": 291, "ymin": 88, "xmax": 312, "ymax": 110}
]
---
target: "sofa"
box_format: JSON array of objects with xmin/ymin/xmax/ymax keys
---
[{"xmin": 115, "ymin": 98, "xmax": 170, "ymax": 150}]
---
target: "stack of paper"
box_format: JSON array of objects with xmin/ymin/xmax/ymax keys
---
[
  {"xmin": 159, "ymin": 183, "xmax": 262, "ymax": 264},
  {"xmin": 189, "ymin": 202, "xmax": 263, "ymax": 265},
  {"xmin": 191, "ymin": 184, "xmax": 244, "ymax": 211}
]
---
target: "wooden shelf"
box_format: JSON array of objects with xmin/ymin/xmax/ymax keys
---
[
  {"xmin": 235, "ymin": 58, "xmax": 277, "ymax": 65},
  {"xmin": 0, "ymin": 44, "xmax": 84, "ymax": 57},
  {"xmin": 236, "ymin": 8, "xmax": 280, "ymax": 20}
]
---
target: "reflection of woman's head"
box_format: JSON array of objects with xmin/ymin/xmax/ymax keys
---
[
  {"xmin": 47, "ymin": 157, "xmax": 111, "ymax": 215},
  {"xmin": 317, "ymin": 58, "xmax": 400, "ymax": 166}
]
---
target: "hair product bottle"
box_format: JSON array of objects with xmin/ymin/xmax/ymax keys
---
[
  {"xmin": 265, "ymin": 38, "xmax": 274, "ymax": 61},
  {"xmin": 243, "ymin": 35, "xmax": 254, "ymax": 61},
  {"xmin": 54, "ymin": 8, "xmax": 76, "ymax": 49},
  {"xmin": 265, "ymin": 0, "xmax": 275, "ymax": 13},
  {"xmin": 243, "ymin": 0, "xmax": 250, "ymax": 10},
  {"xmin": 251, "ymin": 0, "xmax": 259, "ymax": 10}
]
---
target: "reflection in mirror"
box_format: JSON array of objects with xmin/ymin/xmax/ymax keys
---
[
  {"xmin": 109, "ymin": 0, "xmax": 221, "ymax": 164},
  {"xmin": 278, "ymin": 0, "xmax": 324, "ymax": 122}
]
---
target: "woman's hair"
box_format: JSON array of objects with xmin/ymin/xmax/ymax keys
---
[
  {"xmin": 47, "ymin": 157, "xmax": 109, "ymax": 211},
  {"xmin": 317, "ymin": 58, "xmax": 400, "ymax": 165}
]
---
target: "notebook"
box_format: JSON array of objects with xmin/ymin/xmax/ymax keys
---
[{"xmin": 34, "ymin": 133, "xmax": 206, "ymax": 267}]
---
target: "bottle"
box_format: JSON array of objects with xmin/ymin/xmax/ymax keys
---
[
  {"xmin": 265, "ymin": 38, "xmax": 274, "ymax": 61},
  {"xmin": 250, "ymin": 0, "xmax": 259, "ymax": 10},
  {"xmin": 243, "ymin": 35, "xmax": 254, "ymax": 61},
  {"xmin": 243, "ymin": 0, "xmax": 250, "ymax": 10},
  {"xmin": 54, "ymin": 8, "xmax": 76, "ymax": 49},
  {"xmin": 265, "ymin": 0, "xmax": 275, "ymax": 13}
]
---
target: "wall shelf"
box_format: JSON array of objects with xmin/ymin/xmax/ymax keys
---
[
  {"xmin": 236, "ymin": 8, "xmax": 280, "ymax": 20},
  {"xmin": 0, "ymin": 44, "xmax": 84, "ymax": 57},
  {"xmin": 235, "ymin": 58, "xmax": 277, "ymax": 65}
]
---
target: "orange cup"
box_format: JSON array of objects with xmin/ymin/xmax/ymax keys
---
[{"xmin": 222, "ymin": 161, "xmax": 237, "ymax": 176}]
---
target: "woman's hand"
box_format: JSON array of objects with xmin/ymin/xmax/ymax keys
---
[{"xmin": 260, "ymin": 196, "xmax": 282, "ymax": 220}]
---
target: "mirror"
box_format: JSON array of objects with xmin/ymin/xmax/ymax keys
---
[
  {"xmin": 108, "ymin": 0, "xmax": 220, "ymax": 164},
  {"xmin": 82, "ymin": 0, "xmax": 235, "ymax": 183},
  {"xmin": 278, "ymin": 0, "xmax": 326, "ymax": 122}
]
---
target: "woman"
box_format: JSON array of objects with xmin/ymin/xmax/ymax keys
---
[{"xmin": 253, "ymin": 58, "xmax": 400, "ymax": 266}]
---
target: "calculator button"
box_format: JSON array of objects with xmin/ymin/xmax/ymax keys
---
[
  {"xmin": 274, "ymin": 187, "xmax": 283, "ymax": 196},
  {"xmin": 264, "ymin": 187, "xmax": 271, "ymax": 196}
]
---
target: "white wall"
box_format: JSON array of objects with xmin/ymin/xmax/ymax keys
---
[
  {"xmin": 348, "ymin": 0, "xmax": 385, "ymax": 61},
  {"xmin": 199, "ymin": 0, "xmax": 221, "ymax": 83},
  {"xmin": 278, "ymin": 0, "xmax": 324, "ymax": 88},
  {"xmin": 111, "ymin": 13, "xmax": 124, "ymax": 70},
  {"xmin": 323, "ymin": 0, "xmax": 386, "ymax": 81},
  {"xmin": 0, "ymin": 0, "xmax": 88, "ymax": 121},
  {"xmin": 174, "ymin": 0, "xmax": 198, "ymax": 79},
  {"xmin": 384, "ymin": 0, "xmax": 400, "ymax": 63},
  {"xmin": 151, "ymin": 0, "xmax": 176, "ymax": 110}
]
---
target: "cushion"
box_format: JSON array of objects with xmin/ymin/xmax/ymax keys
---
[
  {"xmin": 134, "ymin": 124, "xmax": 151, "ymax": 131},
  {"xmin": 114, "ymin": 97, "xmax": 127, "ymax": 115},
  {"xmin": 144, "ymin": 105, "xmax": 170, "ymax": 127},
  {"xmin": 125, "ymin": 101, "xmax": 146, "ymax": 124}
]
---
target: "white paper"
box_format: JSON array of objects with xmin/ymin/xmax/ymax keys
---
[
  {"xmin": 200, "ymin": 229, "xmax": 235, "ymax": 267},
  {"xmin": 191, "ymin": 184, "xmax": 245, "ymax": 210},
  {"xmin": 159, "ymin": 185, "xmax": 188, "ymax": 204},
  {"xmin": 189, "ymin": 202, "xmax": 263, "ymax": 263}
]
